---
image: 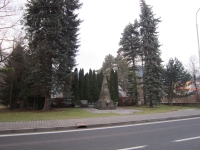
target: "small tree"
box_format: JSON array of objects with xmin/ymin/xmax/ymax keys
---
[
  {"xmin": 108, "ymin": 69, "xmax": 115, "ymax": 101},
  {"xmin": 84, "ymin": 73, "xmax": 90, "ymax": 101},
  {"xmin": 97, "ymin": 70, "xmax": 103, "ymax": 99},
  {"xmin": 163, "ymin": 58, "xmax": 191, "ymax": 106},
  {"xmin": 92, "ymin": 70, "xmax": 99, "ymax": 102},
  {"xmin": 72, "ymin": 68, "xmax": 79, "ymax": 104},
  {"xmin": 187, "ymin": 55, "xmax": 199, "ymax": 101},
  {"xmin": 0, "ymin": 0, "xmax": 23, "ymax": 63},
  {"xmin": 114, "ymin": 70, "xmax": 119, "ymax": 102},
  {"xmin": 88, "ymin": 69, "xmax": 93, "ymax": 102},
  {"xmin": 79, "ymin": 69, "xmax": 85, "ymax": 100},
  {"xmin": 0, "ymin": 40, "xmax": 25, "ymax": 109},
  {"xmin": 108, "ymin": 69, "xmax": 119, "ymax": 103}
]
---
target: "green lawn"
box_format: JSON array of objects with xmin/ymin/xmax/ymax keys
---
[
  {"xmin": 0, "ymin": 108, "xmax": 120, "ymax": 122},
  {"xmin": 125, "ymin": 104, "xmax": 200, "ymax": 115},
  {"xmin": 0, "ymin": 104, "xmax": 199, "ymax": 122}
]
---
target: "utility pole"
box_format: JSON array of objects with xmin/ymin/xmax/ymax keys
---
[{"xmin": 196, "ymin": 8, "xmax": 200, "ymax": 67}]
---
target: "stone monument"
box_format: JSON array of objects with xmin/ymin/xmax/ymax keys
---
[{"xmin": 95, "ymin": 76, "xmax": 115, "ymax": 109}]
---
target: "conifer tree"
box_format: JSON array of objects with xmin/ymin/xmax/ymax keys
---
[
  {"xmin": 92, "ymin": 70, "xmax": 99, "ymax": 102},
  {"xmin": 139, "ymin": 0, "xmax": 163, "ymax": 107},
  {"xmin": 72, "ymin": 68, "xmax": 79, "ymax": 104},
  {"xmin": 114, "ymin": 54, "xmax": 129, "ymax": 92},
  {"xmin": 118, "ymin": 20, "xmax": 140, "ymax": 104},
  {"xmin": 97, "ymin": 70, "xmax": 103, "ymax": 99},
  {"xmin": 24, "ymin": 0, "xmax": 82, "ymax": 110},
  {"xmin": 84, "ymin": 73, "xmax": 90, "ymax": 101},
  {"xmin": 88, "ymin": 69, "xmax": 93, "ymax": 102},
  {"xmin": 101, "ymin": 54, "xmax": 115, "ymax": 75},
  {"xmin": 108, "ymin": 69, "xmax": 115, "ymax": 101},
  {"xmin": 108, "ymin": 69, "xmax": 119, "ymax": 103},
  {"xmin": 163, "ymin": 58, "xmax": 191, "ymax": 106},
  {"xmin": 114, "ymin": 70, "xmax": 119, "ymax": 102},
  {"xmin": 0, "ymin": 41, "xmax": 25, "ymax": 109},
  {"xmin": 79, "ymin": 68, "xmax": 84, "ymax": 100}
]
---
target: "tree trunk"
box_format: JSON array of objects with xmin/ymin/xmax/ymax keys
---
[
  {"xmin": 144, "ymin": 96, "xmax": 146, "ymax": 105},
  {"xmin": 197, "ymin": 92, "xmax": 200, "ymax": 102},
  {"xmin": 43, "ymin": 92, "xmax": 51, "ymax": 110},
  {"xmin": 149, "ymin": 99, "xmax": 153, "ymax": 107},
  {"xmin": 9, "ymin": 71, "xmax": 14, "ymax": 110},
  {"xmin": 195, "ymin": 87, "xmax": 199, "ymax": 102},
  {"xmin": 170, "ymin": 98, "xmax": 173, "ymax": 106}
]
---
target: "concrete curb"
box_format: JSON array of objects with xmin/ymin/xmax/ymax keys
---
[
  {"xmin": 86, "ymin": 114, "xmax": 200, "ymax": 128},
  {"xmin": 1, "ymin": 114, "xmax": 200, "ymax": 135}
]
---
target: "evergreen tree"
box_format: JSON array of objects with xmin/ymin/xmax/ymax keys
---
[
  {"xmin": 139, "ymin": 0, "xmax": 163, "ymax": 107},
  {"xmin": 107, "ymin": 69, "xmax": 119, "ymax": 103},
  {"xmin": 114, "ymin": 70, "xmax": 119, "ymax": 102},
  {"xmin": 101, "ymin": 54, "xmax": 115, "ymax": 75},
  {"xmin": 108, "ymin": 69, "xmax": 115, "ymax": 101},
  {"xmin": 100, "ymin": 54, "xmax": 129, "ymax": 94},
  {"xmin": 92, "ymin": 70, "xmax": 99, "ymax": 102},
  {"xmin": 88, "ymin": 69, "xmax": 93, "ymax": 102},
  {"xmin": 118, "ymin": 20, "xmax": 140, "ymax": 105},
  {"xmin": 114, "ymin": 54, "xmax": 129, "ymax": 92},
  {"xmin": 0, "ymin": 41, "xmax": 25, "ymax": 109},
  {"xmin": 97, "ymin": 70, "xmax": 104, "ymax": 99},
  {"xmin": 118, "ymin": 20, "xmax": 140, "ymax": 65},
  {"xmin": 163, "ymin": 58, "xmax": 191, "ymax": 106},
  {"xmin": 72, "ymin": 68, "xmax": 79, "ymax": 104},
  {"xmin": 24, "ymin": 0, "xmax": 82, "ymax": 110},
  {"xmin": 84, "ymin": 73, "xmax": 90, "ymax": 101},
  {"xmin": 79, "ymin": 68, "xmax": 84, "ymax": 100}
]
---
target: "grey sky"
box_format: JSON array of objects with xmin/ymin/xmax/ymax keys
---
[
  {"xmin": 76, "ymin": 0, "xmax": 200, "ymax": 72},
  {"xmin": 19, "ymin": 0, "xmax": 200, "ymax": 72}
]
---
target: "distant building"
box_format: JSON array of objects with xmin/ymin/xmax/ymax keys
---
[{"xmin": 162, "ymin": 81, "xmax": 200, "ymax": 104}]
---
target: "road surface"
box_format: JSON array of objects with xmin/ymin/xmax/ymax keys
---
[{"xmin": 0, "ymin": 117, "xmax": 200, "ymax": 150}]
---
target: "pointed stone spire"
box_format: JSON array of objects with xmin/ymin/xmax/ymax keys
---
[
  {"xmin": 99, "ymin": 76, "xmax": 111, "ymax": 100},
  {"xmin": 95, "ymin": 76, "xmax": 115, "ymax": 110}
]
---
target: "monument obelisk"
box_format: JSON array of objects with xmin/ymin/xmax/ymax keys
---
[{"xmin": 95, "ymin": 76, "xmax": 115, "ymax": 109}]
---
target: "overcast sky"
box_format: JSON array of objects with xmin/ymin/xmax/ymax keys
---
[
  {"xmin": 20, "ymin": 0, "xmax": 200, "ymax": 72},
  {"xmin": 75, "ymin": 0, "xmax": 200, "ymax": 72}
]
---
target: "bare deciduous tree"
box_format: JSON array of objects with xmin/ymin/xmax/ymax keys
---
[
  {"xmin": 0, "ymin": 0, "xmax": 23, "ymax": 63},
  {"xmin": 188, "ymin": 55, "xmax": 200, "ymax": 101}
]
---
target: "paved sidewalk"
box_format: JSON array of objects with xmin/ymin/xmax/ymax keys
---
[{"xmin": 1, "ymin": 109, "xmax": 200, "ymax": 134}]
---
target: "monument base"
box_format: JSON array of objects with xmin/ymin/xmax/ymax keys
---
[{"xmin": 95, "ymin": 99, "xmax": 116, "ymax": 110}]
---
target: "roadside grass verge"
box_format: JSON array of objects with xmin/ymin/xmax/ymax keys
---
[
  {"xmin": 125, "ymin": 104, "xmax": 200, "ymax": 115},
  {"xmin": 0, "ymin": 108, "xmax": 119, "ymax": 122},
  {"xmin": 0, "ymin": 104, "xmax": 199, "ymax": 122}
]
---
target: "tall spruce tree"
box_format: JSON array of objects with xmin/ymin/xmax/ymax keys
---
[
  {"xmin": 24, "ymin": 0, "xmax": 82, "ymax": 110},
  {"xmin": 139, "ymin": 0, "xmax": 163, "ymax": 107},
  {"xmin": 118, "ymin": 20, "xmax": 140, "ymax": 105}
]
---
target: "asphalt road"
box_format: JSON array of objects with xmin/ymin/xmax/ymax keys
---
[{"xmin": 0, "ymin": 117, "xmax": 200, "ymax": 150}]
